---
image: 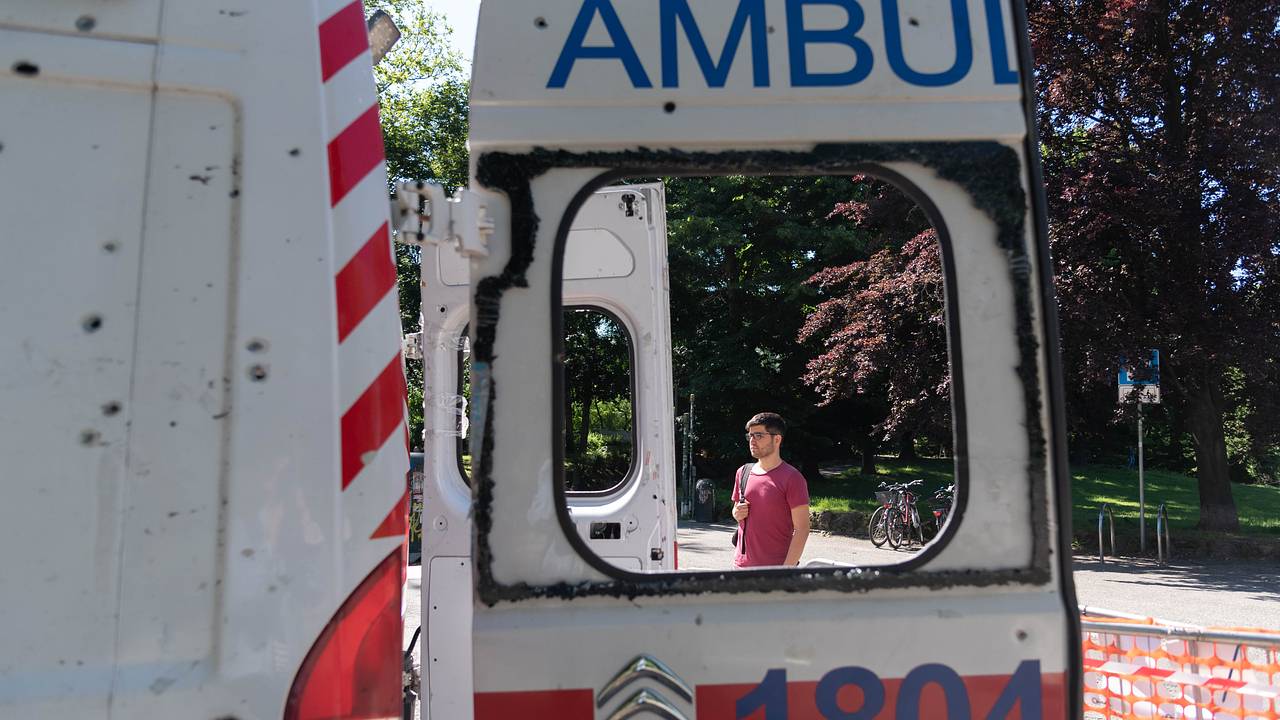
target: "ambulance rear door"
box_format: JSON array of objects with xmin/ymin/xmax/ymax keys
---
[
  {"xmin": 416, "ymin": 182, "xmax": 675, "ymax": 719},
  {"xmin": 466, "ymin": 0, "xmax": 1079, "ymax": 718}
]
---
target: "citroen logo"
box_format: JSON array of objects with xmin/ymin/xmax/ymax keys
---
[{"xmin": 596, "ymin": 655, "xmax": 693, "ymax": 720}]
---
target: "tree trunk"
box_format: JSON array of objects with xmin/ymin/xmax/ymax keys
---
[
  {"xmin": 564, "ymin": 382, "xmax": 575, "ymax": 457},
  {"xmin": 898, "ymin": 431, "xmax": 918, "ymax": 462},
  {"xmin": 576, "ymin": 384, "xmax": 593, "ymax": 454},
  {"xmin": 859, "ymin": 434, "xmax": 877, "ymax": 475},
  {"xmin": 1185, "ymin": 380, "xmax": 1239, "ymax": 532}
]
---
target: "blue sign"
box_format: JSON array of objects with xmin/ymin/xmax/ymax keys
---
[
  {"xmin": 1118, "ymin": 350, "xmax": 1160, "ymax": 386},
  {"xmin": 547, "ymin": 0, "xmax": 1020, "ymax": 90}
]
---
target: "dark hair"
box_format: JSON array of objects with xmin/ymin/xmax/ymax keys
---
[{"xmin": 745, "ymin": 412, "xmax": 786, "ymax": 436}]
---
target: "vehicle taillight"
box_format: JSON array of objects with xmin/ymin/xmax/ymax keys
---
[{"xmin": 286, "ymin": 548, "xmax": 404, "ymax": 720}]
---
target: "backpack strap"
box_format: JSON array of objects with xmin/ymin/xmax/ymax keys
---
[{"xmin": 735, "ymin": 463, "xmax": 752, "ymax": 552}]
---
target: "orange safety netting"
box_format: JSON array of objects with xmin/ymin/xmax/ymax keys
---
[{"xmin": 1081, "ymin": 614, "xmax": 1280, "ymax": 720}]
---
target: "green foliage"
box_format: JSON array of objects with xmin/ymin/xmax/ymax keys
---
[
  {"xmin": 366, "ymin": 0, "xmax": 469, "ymax": 190},
  {"xmin": 563, "ymin": 310, "xmax": 632, "ymax": 491},
  {"xmin": 363, "ymin": 1, "xmax": 470, "ymax": 451},
  {"xmin": 662, "ymin": 175, "xmax": 875, "ymax": 473}
]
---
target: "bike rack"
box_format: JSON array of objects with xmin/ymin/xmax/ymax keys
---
[
  {"xmin": 1156, "ymin": 501, "xmax": 1172, "ymax": 565},
  {"xmin": 1097, "ymin": 504, "xmax": 1116, "ymax": 562}
]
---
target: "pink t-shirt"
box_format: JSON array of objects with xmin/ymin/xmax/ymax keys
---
[{"xmin": 732, "ymin": 461, "xmax": 809, "ymax": 568}]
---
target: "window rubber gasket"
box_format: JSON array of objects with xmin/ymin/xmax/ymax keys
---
[{"xmin": 470, "ymin": 144, "xmax": 1050, "ymax": 604}]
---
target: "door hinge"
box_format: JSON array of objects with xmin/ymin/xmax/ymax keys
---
[
  {"xmin": 390, "ymin": 181, "xmax": 499, "ymax": 259},
  {"xmin": 402, "ymin": 332, "xmax": 423, "ymax": 361}
]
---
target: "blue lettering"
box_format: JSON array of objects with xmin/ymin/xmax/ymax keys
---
[
  {"xmin": 896, "ymin": 663, "xmax": 971, "ymax": 720},
  {"xmin": 882, "ymin": 0, "xmax": 972, "ymax": 87},
  {"xmin": 785, "ymin": 0, "xmax": 874, "ymax": 87},
  {"xmin": 547, "ymin": 0, "xmax": 651, "ymax": 89},
  {"xmin": 815, "ymin": 666, "xmax": 885, "ymax": 719},
  {"xmin": 660, "ymin": 0, "xmax": 769, "ymax": 88},
  {"xmin": 983, "ymin": 660, "xmax": 1041, "ymax": 719},
  {"xmin": 984, "ymin": 0, "xmax": 1019, "ymax": 84},
  {"xmin": 736, "ymin": 667, "xmax": 788, "ymax": 720}
]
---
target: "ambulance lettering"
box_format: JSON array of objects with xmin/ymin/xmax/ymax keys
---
[
  {"xmin": 547, "ymin": 0, "xmax": 1020, "ymax": 89},
  {"xmin": 699, "ymin": 659, "xmax": 1054, "ymax": 719}
]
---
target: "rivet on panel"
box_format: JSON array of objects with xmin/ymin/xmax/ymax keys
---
[
  {"xmin": 75, "ymin": 15, "xmax": 96, "ymax": 32},
  {"xmin": 82, "ymin": 314, "xmax": 103, "ymax": 333},
  {"xmin": 248, "ymin": 365, "xmax": 269, "ymax": 382},
  {"xmin": 12, "ymin": 62, "xmax": 39, "ymax": 77}
]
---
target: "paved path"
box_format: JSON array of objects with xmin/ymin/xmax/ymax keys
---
[
  {"xmin": 1071, "ymin": 555, "xmax": 1280, "ymax": 629},
  {"xmin": 677, "ymin": 522, "xmax": 1280, "ymax": 629},
  {"xmin": 677, "ymin": 520, "xmax": 910, "ymax": 570}
]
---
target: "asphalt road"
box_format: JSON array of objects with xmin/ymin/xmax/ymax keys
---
[{"xmin": 676, "ymin": 521, "xmax": 1280, "ymax": 630}]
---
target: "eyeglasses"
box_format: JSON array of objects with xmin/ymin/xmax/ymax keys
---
[{"xmin": 745, "ymin": 432, "xmax": 776, "ymax": 441}]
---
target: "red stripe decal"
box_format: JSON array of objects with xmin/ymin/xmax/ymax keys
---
[
  {"xmin": 327, "ymin": 105, "xmax": 384, "ymax": 206},
  {"xmin": 474, "ymin": 689, "xmax": 593, "ymax": 720},
  {"xmin": 340, "ymin": 354, "xmax": 406, "ymax": 489},
  {"xmin": 318, "ymin": 1, "xmax": 368, "ymax": 82},
  {"xmin": 335, "ymin": 222, "xmax": 396, "ymax": 342},
  {"xmin": 370, "ymin": 490, "xmax": 409, "ymax": 539}
]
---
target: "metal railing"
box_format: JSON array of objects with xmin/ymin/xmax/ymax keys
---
[
  {"xmin": 1155, "ymin": 501, "xmax": 1172, "ymax": 565},
  {"xmin": 1097, "ymin": 504, "xmax": 1116, "ymax": 562}
]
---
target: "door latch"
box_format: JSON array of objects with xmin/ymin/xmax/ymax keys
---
[{"xmin": 391, "ymin": 181, "xmax": 500, "ymax": 259}]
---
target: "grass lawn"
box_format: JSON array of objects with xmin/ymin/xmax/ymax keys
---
[
  {"xmin": 1069, "ymin": 464, "xmax": 1280, "ymax": 537},
  {"xmin": 786, "ymin": 457, "xmax": 1280, "ymax": 537},
  {"xmin": 807, "ymin": 460, "xmax": 956, "ymax": 514}
]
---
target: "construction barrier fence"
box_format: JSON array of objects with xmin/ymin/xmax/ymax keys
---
[{"xmin": 1081, "ymin": 610, "xmax": 1280, "ymax": 720}]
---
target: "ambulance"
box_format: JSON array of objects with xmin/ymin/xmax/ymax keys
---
[
  {"xmin": 2, "ymin": 2, "xmax": 409, "ymax": 718},
  {"xmin": 1, "ymin": 0, "xmax": 1081, "ymax": 718}
]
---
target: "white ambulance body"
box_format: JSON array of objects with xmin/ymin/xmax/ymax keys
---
[
  {"xmin": 1, "ymin": 2, "xmax": 408, "ymax": 718},
  {"xmin": 447, "ymin": 0, "xmax": 1081, "ymax": 718}
]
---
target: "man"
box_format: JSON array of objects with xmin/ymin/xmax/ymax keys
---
[{"xmin": 731, "ymin": 412, "xmax": 810, "ymax": 568}]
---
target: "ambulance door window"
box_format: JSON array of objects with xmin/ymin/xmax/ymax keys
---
[
  {"xmin": 558, "ymin": 174, "xmax": 963, "ymax": 574},
  {"xmin": 562, "ymin": 307, "xmax": 635, "ymax": 494}
]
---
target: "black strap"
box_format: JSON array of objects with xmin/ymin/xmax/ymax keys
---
[{"xmin": 735, "ymin": 463, "xmax": 751, "ymax": 552}]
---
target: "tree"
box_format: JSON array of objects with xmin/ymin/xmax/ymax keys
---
[
  {"xmin": 662, "ymin": 175, "xmax": 867, "ymax": 477},
  {"xmin": 1030, "ymin": 0, "xmax": 1280, "ymax": 530},
  {"xmin": 798, "ymin": 177, "xmax": 951, "ymax": 472},
  {"xmin": 562, "ymin": 309, "xmax": 632, "ymax": 491},
  {"xmin": 365, "ymin": 0, "xmax": 471, "ymax": 451}
]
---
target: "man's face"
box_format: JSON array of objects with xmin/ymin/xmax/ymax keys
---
[{"xmin": 746, "ymin": 424, "xmax": 778, "ymax": 458}]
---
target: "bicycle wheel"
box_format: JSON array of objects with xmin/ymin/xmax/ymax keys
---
[
  {"xmin": 887, "ymin": 509, "xmax": 906, "ymax": 549},
  {"xmin": 868, "ymin": 506, "xmax": 889, "ymax": 547}
]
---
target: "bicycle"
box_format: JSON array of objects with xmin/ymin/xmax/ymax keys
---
[
  {"xmin": 887, "ymin": 479, "xmax": 925, "ymax": 550},
  {"xmin": 868, "ymin": 483, "xmax": 898, "ymax": 548},
  {"xmin": 923, "ymin": 483, "xmax": 954, "ymax": 540}
]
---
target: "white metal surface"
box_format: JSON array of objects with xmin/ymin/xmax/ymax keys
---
[
  {"xmin": 0, "ymin": 1, "xmax": 405, "ymax": 717},
  {"xmin": 416, "ymin": 183, "xmax": 675, "ymax": 719},
  {"xmin": 463, "ymin": 1, "xmax": 1076, "ymax": 718}
]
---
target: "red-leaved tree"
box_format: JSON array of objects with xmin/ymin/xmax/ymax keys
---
[
  {"xmin": 799, "ymin": 177, "xmax": 951, "ymax": 463},
  {"xmin": 1031, "ymin": 0, "xmax": 1280, "ymax": 530}
]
